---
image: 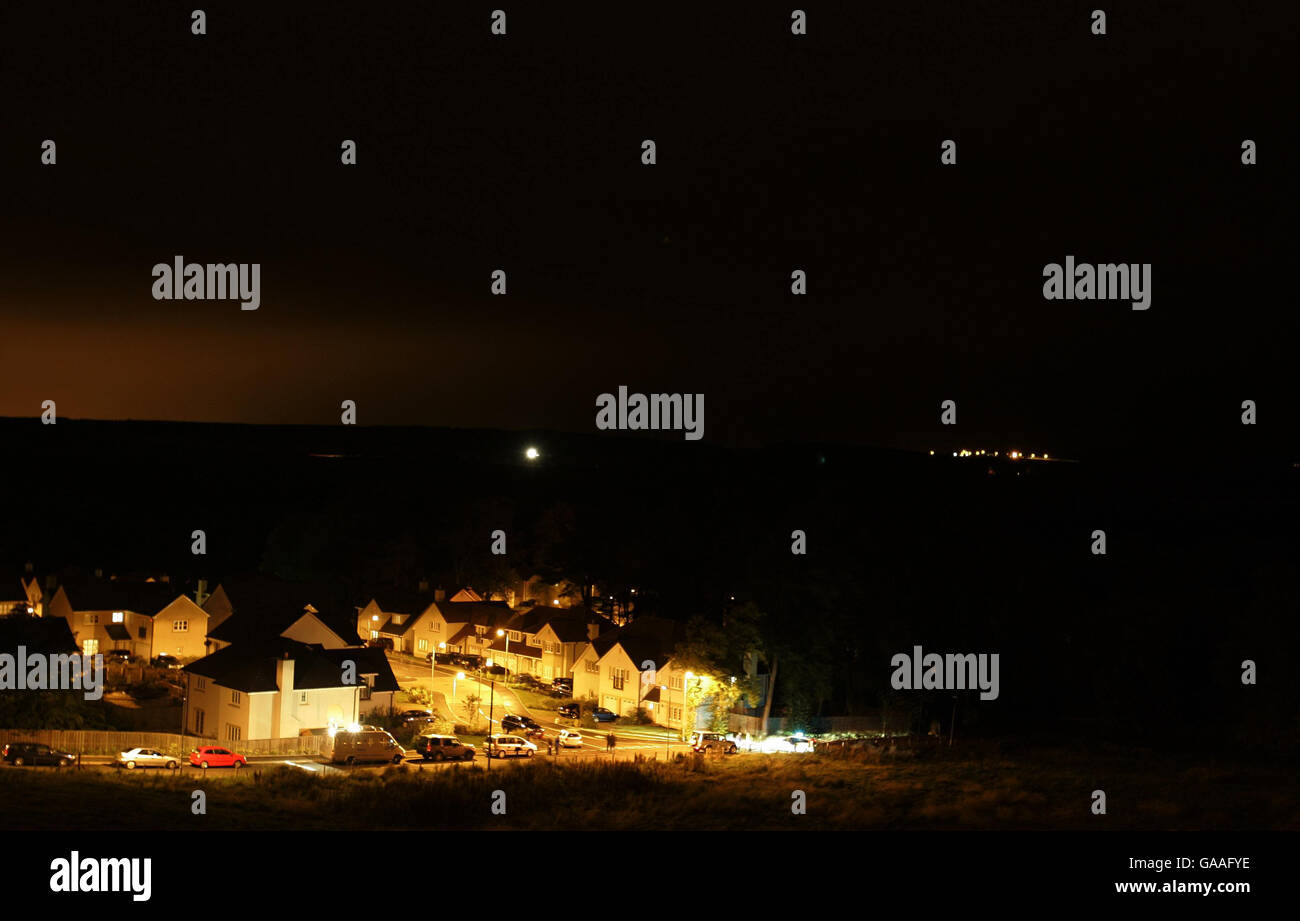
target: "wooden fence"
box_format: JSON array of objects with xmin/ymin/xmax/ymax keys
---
[
  {"xmin": 728, "ymin": 711, "xmax": 911, "ymax": 736},
  {"xmin": 0, "ymin": 729, "xmax": 328, "ymax": 757}
]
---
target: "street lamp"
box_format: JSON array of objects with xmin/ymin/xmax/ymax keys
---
[
  {"xmin": 496, "ymin": 628, "xmax": 511, "ymax": 678},
  {"xmin": 660, "ymin": 685, "xmax": 668, "ymax": 757},
  {"xmin": 682, "ymin": 671, "xmax": 694, "ymax": 743},
  {"xmin": 430, "ymin": 641, "xmax": 445, "ymax": 706},
  {"xmin": 486, "ymin": 657, "xmax": 496, "ymax": 772}
]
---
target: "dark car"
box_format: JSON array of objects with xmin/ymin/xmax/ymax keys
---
[
  {"xmin": 501, "ymin": 714, "xmax": 544, "ymax": 737},
  {"xmin": 557, "ymin": 703, "xmax": 580, "ymax": 720},
  {"xmin": 397, "ymin": 709, "xmax": 436, "ymax": 726},
  {"xmin": 413, "ymin": 734, "xmax": 476, "ymax": 762},
  {"xmin": 515, "ymin": 674, "xmax": 545, "ymax": 689},
  {"xmin": 3, "ymin": 741, "xmax": 76, "ymax": 767},
  {"xmin": 592, "ymin": 707, "xmax": 618, "ymax": 723},
  {"xmin": 103, "ymin": 649, "xmax": 131, "ymax": 664},
  {"xmin": 446, "ymin": 653, "xmax": 482, "ymax": 669},
  {"xmin": 151, "ymin": 654, "xmax": 183, "ymax": 670},
  {"xmin": 366, "ymin": 637, "xmax": 394, "ymax": 651},
  {"xmin": 483, "ymin": 664, "xmax": 510, "ymax": 677}
]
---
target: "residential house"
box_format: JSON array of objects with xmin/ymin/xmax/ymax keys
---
[
  {"xmin": 182, "ymin": 639, "xmax": 399, "ymax": 742},
  {"xmin": 48, "ymin": 580, "xmax": 210, "ymax": 660},
  {"xmin": 567, "ymin": 617, "xmax": 714, "ymax": 731},
  {"xmin": 533, "ymin": 607, "xmax": 602, "ymax": 681},
  {"xmin": 355, "ymin": 589, "xmax": 439, "ymax": 655}
]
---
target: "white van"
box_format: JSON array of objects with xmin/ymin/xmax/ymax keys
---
[
  {"xmin": 323, "ymin": 729, "xmax": 406, "ymax": 765},
  {"xmin": 486, "ymin": 734, "xmax": 537, "ymax": 759}
]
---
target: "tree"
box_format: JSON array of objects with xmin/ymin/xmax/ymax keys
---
[{"xmin": 461, "ymin": 693, "xmax": 482, "ymax": 730}]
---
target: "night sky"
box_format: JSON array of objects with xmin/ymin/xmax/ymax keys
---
[{"xmin": 1, "ymin": 2, "xmax": 1293, "ymax": 458}]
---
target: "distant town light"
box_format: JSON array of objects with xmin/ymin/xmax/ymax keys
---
[{"xmin": 525, "ymin": 446, "xmax": 540, "ymax": 460}]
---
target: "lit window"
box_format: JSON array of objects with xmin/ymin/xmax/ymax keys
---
[
  {"xmin": 417, "ymin": 639, "xmax": 429, "ymax": 652},
  {"xmin": 111, "ymin": 612, "xmax": 124, "ymax": 623}
]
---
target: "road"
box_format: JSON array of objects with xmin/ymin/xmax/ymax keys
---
[{"xmin": 388, "ymin": 654, "xmax": 693, "ymax": 757}]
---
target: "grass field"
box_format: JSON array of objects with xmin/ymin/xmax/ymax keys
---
[{"xmin": 3, "ymin": 741, "xmax": 1296, "ymax": 831}]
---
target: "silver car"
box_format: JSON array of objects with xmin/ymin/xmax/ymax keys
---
[{"xmin": 117, "ymin": 748, "xmax": 180, "ymax": 770}]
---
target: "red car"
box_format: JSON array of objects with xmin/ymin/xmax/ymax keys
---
[{"xmin": 189, "ymin": 745, "xmax": 247, "ymax": 769}]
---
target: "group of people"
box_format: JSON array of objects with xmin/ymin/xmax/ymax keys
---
[{"xmin": 542, "ymin": 732, "xmax": 619, "ymax": 754}]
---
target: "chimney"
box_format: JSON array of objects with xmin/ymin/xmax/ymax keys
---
[
  {"xmin": 276, "ymin": 653, "xmax": 295, "ymax": 692},
  {"xmin": 418, "ymin": 578, "xmax": 429, "ymax": 593},
  {"xmin": 434, "ymin": 588, "xmax": 445, "ymax": 602}
]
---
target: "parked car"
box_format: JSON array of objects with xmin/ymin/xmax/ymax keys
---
[
  {"xmin": 515, "ymin": 674, "xmax": 545, "ymax": 689},
  {"xmin": 483, "ymin": 664, "xmax": 510, "ymax": 677},
  {"xmin": 3, "ymin": 741, "xmax": 76, "ymax": 767},
  {"xmin": 501, "ymin": 714, "xmax": 544, "ymax": 737},
  {"xmin": 103, "ymin": 650, "xmax": 131, "ymax": 664},
  {"xmin": 592, "ymin": 707, "xmax": 618, "ymax": 723},
  {"xmin": 690, "ymin": 731, "xmax": 738, "ymax": 755},
  {"xmin": 366, "ymin": 637, "xmax": 394, "ymax": 651},
  {"xmin": 556, "ymin": 703, "xmax": 580, "ymax": 720},
  {"xmin": 551, "ymin": 677, "xmax": 574, "ymax": 694},
  {"xmin": 189, "ymin": 745, "xmax": 247, "ymax": 769},
  {"xmin": 117, "ymin": 748, "xmax": 180, "ymax": 770},
  {"xmin": 485, "ymin": 734, "xmax": 536, "ymax": 758},
  {"xmin": 413, "ymin": 734, "xmax": 476, "ymax": 762},
  {"xmin": 397, "ymin": 709, "xmax": 435, "ymax": 725},
  {"xmin": 557, "ymin": 729, "xmax": 584, "ymax": 749},
  {"xmin": 151, "ymin": 654, "xmax": 183, "ymax": 670},
  {"xmin": 448, "ymin": 653, "xmax": 483, "ymax": 669}
]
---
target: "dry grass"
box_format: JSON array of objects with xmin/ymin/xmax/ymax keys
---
[{"xmin": 1, "ymin": 741, "xmax": 1296, "ymax": 830}]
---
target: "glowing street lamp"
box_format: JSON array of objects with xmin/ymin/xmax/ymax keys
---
[
  {"xmin": 525, "ymin": 446, "xmax": 540, "ymax": 461},
  {"xmin": 682, "ymin": 671, "xmax": 694, "ymax": 742},
  {"xmin": 497, "ymin": 628, "xmax": 511, "ymax": 675}
]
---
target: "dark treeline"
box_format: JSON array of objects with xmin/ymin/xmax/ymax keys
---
[{"xmin": 4, "ymin": 418, "xmax": 1297, "ymax": 750}]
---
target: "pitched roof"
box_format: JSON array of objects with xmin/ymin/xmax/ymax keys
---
[
  {"xmin": 367, "ymin": 589, "xmax": 436, "ymax": 617},
  {"xmin": 0, "ymin": 614, "xmax": 77, "ymax": 654},
  {"xmin": 433, "ymin": 601, "xmax": 514, "ymax": 627},
  {"xmin": 183, "ymin": 638, "xmax": 399, "ymax": 694},
  {"xmin": 588, "ymin": 617, "xmax": 683, "ymax": 669},
  {"xmin": 205, "ymin": 576, "xmax": 361, "ymax": 646},
  {"xmin": 57, "ymin": 580, "xmax": 184, "ymax": 616}
]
